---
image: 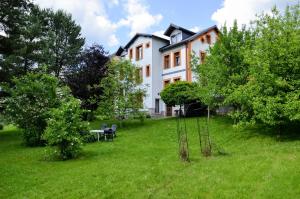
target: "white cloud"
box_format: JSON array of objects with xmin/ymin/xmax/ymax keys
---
[
  {"xmin": 109, "ymin": 0, "xmax": 119, "ymax": 7},
  {"xmin": 34, "ymin": 0, "xmax": 163, "ymax": 48},
  {"xmin": 119, "ymin": 0, "xmax": 163, "ymax": 36},
  {"xmin": 212, "ymin": 0, "xmax": 294, "ymax": 27},
  {"xmin": 152, "ymin": 30, "xmax": 169, "ymax": 40},
  {"xmin": 34, "ymin": 0, "xmax": 120, "ymax": 47},
  {"xmin": 189, "ymin": 26, "xmax": 202, "ymax": 32}
]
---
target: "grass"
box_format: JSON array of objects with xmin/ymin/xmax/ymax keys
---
[{"xmin": 0, "ymin": 116, "xmax": 300, "ymax": 199}]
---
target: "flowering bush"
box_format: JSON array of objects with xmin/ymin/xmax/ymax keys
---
[
  {"xmin": 43, "ymin": 98, "xmax": 88, "ymax": 160},
  {"xmin": 4, "ymin": 73, "xmax": 60, "ymax": 146}
]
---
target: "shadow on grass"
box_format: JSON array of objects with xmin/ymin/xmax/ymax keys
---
[
  {"xmin": 0, "ymin": 126, "xmax": 20, "ymax": 139},
  {"xmin": 238, "ymin": 122, "xmax": 300, "ymax": 142},
  {"xmin": 41, "ymin": 148, "xmax": 101, "ymax": 162},
  {"xmin": 89, "ymin": 118, "xmax": 168, "ymax": 133}
]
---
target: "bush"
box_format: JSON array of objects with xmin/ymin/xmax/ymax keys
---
[
  {"xmin": 160, "ymin": 81, "xmax": 199, "ymax": 107},
  {"xmin": 43, "ymin": 98, "xmax": 88, "ymax": 160},
  {"xmin": 79, "ymin": 130, "xmax": 97, "ymax": 143},
  {"xmin": 0, "ymin": 124, "xmax": 3, "ymax": 130},
  {"xmin": 4, "ymin": 73, "xmax": 60, "ymax": 146}
]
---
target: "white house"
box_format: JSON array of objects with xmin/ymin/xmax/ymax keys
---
[{"xmin": 115, "ymin": 24, "xmax": 219, "ymax": 116}]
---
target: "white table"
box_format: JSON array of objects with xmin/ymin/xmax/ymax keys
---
[{"xmin": 90, "ymin": 130, "xmax": 105, "ymax": 141}]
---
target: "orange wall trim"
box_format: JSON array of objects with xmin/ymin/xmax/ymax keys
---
[{"xmin": 185, "ymin": 43, "xmax": 192, "ymax": 82}]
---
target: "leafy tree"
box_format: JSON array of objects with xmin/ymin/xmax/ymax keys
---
[
  {"xmin": 160, "ymin": 81, "xmax": 198, "ymax": 161},
  {"xmin": 0, "ymin": 4, "xmax": 85, "ymax": 83},
  {"xmin": 191, "ymin": 21, "xmax": 253, "ymax": 120},
  {"xmin": 98, "ymin": 59, "xmax": 146, "ymax": 125},
  {"xmin": 160, "ymin": 81, "xmax": 199, "ymax": 108},
  {"xmin": 4, "ymin": 72, "xmax": 61, "ymax": 146},
  {"xmin": 231, "ymin": 5, "xmax": 300, "ymax": 127},
  {"xmin": 64, "ymin": 44, "xmax": 109, "ymax": 113},
  {"xmin": 42, "ymin": 9, "xmax": 85, "ymax": 77},
  {"xmin": 0, "ymin": 0, "xmax": 33, "ymax": 54},
  {"xmin": 43, "ymin": 97, "xmax": 87, "ymax": 160},
  {"xmin": 0, "ymin": 0, "xmax": 35, "ymax": 83}
]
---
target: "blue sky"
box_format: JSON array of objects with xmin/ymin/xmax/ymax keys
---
[{"xmin": 35, "ymin": 0, "xmax": 294, "ymax": 53}]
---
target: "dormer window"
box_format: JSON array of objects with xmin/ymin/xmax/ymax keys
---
[{"xmin": 171, "ymin": 33, "xmax": 181, "ymax": 44}]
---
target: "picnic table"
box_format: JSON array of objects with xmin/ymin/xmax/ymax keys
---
[
  {"xmin": 89, "ymin": 129, "xmax": 104, "ymax": 141},
  {"xmin": 90, "ymin": 124, "xmax": 116, "ymax": 142},
  {"xmin": 90, "ymin": 128, "xmax": 113, "ymax": 141}
]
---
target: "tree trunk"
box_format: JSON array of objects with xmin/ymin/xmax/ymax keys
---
[{"xmin": 207, "ymin": 105, "xmax": 210, "ymax": 123}]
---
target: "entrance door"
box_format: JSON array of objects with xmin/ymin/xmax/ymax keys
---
[
  {"xmin": 166, "ymin": 106, "xmax": 172, "ymax": 116},
  {"xmin": 155, "ymin": 99, "xmax": 160, "ymax": 113}
]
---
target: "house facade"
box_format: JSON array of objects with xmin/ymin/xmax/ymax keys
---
[{"xmin": 115, "ymin": 24, "xmax": 219, "ymax": 116}]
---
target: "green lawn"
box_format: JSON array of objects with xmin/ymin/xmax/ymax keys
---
[{"xmin": 0, "ymin": 117, "xmax": 300, "ymax": 199}]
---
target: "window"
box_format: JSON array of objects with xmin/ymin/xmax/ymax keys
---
[
  {"xmin": 173, "ymin": 77, "xmax": 181, "ymax": 82},
  {"xmin": 146, "ymin": 42, "xmax": 151, "ymax": 48},
  {"xmin": 200, "ymin": 37, "xmax": 205, "ymax": 43},
  {"xmin": 206, "ymin": 34, "xmax": 211, "ymax": 44},
  {"xmin": 173, "ymin": 51, "xmax": 181, "ymax": 67},
  {"xmin": 135, "ymin": 68, "xmax": 142, "ymax": 83},
  {"xmin": 171, "ymin": 33, "xmax": 181, "ymax": 44},
  {"xmin": 164, "ymin": 79, "xmax": 171, "ymax": 87},
  {"xmin": 146, "ymin": 65, "xmax": 150, "ymax": 77},
  {"xmin": 200, "ymin": 51, "xmax": 206, "ymax": 63},
  {"xmin": 129, "ymin": 48, "xmax": 133, "ymax": 59},
  {"xmin": 136, "ymin": 45, "xmax": 143, "ymax": 60},
  {"xmin": 164, "ymin": 55, "xmax": 170, "ymax": 69}
]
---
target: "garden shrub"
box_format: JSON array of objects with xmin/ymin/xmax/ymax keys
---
[
  {"xmin": 43, "ymin": 98, "xmax": 88, "ymax": 160},
  {"xmin": 80, "ymin": 130, "xmax": 97, "ymax": 143},
  {"xmin": 160, "ymin": 81, "xmax": 199, "ymax": 107},
  {"xmin": 4, "ymin": 73, "xmax": 60, "ymax": 146}
]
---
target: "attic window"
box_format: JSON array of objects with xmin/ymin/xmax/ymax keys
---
[
  {"xmin": 136, "ymin": 45, "xmax": 143, "ymax": 61},
  {"xmin": 206, "ymin": 34, "xmax": 211, "ymax": 44},
  {"xmin": 200, "ymin": 37, "xmax": 205, "ymax": 43},
  {"xmin": 146, "ymin": 42, "xmax": 151, "ymax": 48},
  {"xmin": 171, "ymin": 33, "xmax": 181, "ymax": 44}
]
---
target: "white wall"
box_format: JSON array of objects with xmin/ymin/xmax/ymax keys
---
[
  {"xmin": 190, "ymin": 30, "xmax": 218, "ymax": 81},
  {"xmin": 161, "ymin": 45, "xmax": 187, "ymax": 114},
  {"xmin": 162, "ymin": 45, "xmax": 187, "ymax": 77},
  {"xmin": 122, "ymin": 29, "xmax": 218, "ymax": 116},
  {"xmin": 125, "ymin": 37, "xmax": 153, "ymax": 110},
  {"xmin": 151, "ymin": 38, "xmax": 168, "ymax": 114},
  {"xmin": 125, "ymin": 36, "xmax": 168, "ymax": 115}
]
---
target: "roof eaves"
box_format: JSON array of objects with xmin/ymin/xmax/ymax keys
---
[
  {"xmin": 124, "ymin": 33, "xmax": 152, "ymax": 49},
  {"xmin": 187, "ymin": 25, "xmax": 219, "ymax": 41},
  {"xmin": 124, "ymin": 33, "xmax": 169, "ymax": 49},
  {"xmin": 159, "ymin": 25, "xmax": 219, "ymax": 52},
  {"xmin": 164, "ymin": 23, "xmax": 196, "ymax": 36},
  {"xmin": 159, "ymin": 39, "xmax": 189, "ymax": 52}
]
